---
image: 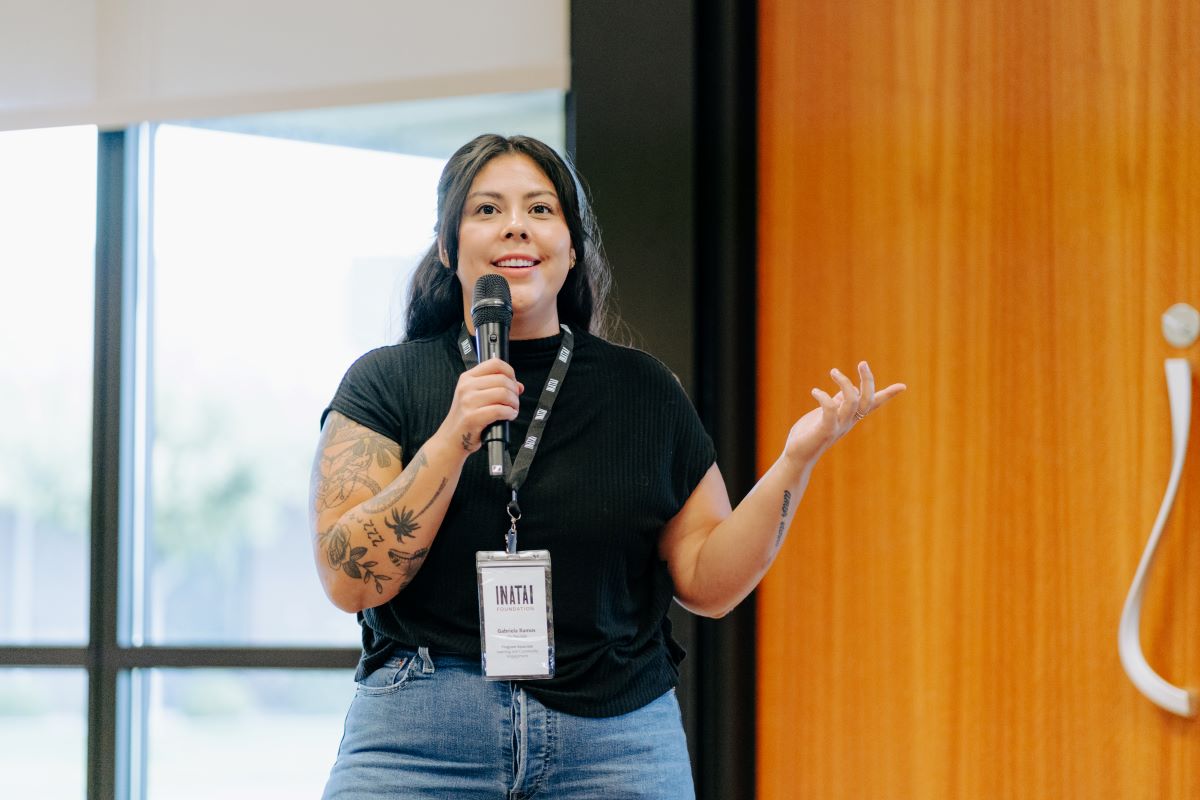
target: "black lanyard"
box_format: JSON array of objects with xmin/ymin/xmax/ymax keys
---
[{"xmin": 457, "ymin": 323, "xmax": 574, "ymax": 551}]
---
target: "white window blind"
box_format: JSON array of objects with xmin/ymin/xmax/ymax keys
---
[{"xmin": 0, "ymin": 0, "xmax": 569, "ymax": 131}]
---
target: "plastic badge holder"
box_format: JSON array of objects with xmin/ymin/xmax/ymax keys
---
[{"xmin": 476, "ymin": 549, "xmax": 555, "ymax": 681}]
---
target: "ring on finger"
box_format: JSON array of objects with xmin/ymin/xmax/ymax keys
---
[{"xmin": 854, "ymin": 410, "xmax": 867, "ymax": 421}]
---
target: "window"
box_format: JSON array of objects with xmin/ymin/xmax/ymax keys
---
[
  {"xmin": 143, "ymin": 123, "xmax": 443, "ymax": 647},
  {"xmin": 0, "ymin": 124, "xmax": 96, "ymax": 647},
  {"xmin": 0, "ymin": 669, "xmax": 88, "ymax": 797},
  {"xmin": 0, "ymin": 124, "xmax": 96, "ymax": 799},
  {"xmin": 140, "ymin": 669, "xmax": 351, "ymax": 799},
  {"xmin": 0, "ymin": 91, "xmax": 565, "ymax": 799}
]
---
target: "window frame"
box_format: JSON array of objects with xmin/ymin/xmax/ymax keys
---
[{"xmin": 0, "ymin": 127, "xmax": 358, "ymax": 800}]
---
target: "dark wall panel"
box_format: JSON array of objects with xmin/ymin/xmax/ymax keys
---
[
  {"xmin": 570, "ymin": 3, "xmax": 757, "ymax": 798},
  {"xmin": 569, "ymin": 1, "xmax": 697, "ymax": 389}
]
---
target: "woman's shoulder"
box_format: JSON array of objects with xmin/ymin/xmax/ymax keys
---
[
  {"xmin": 337, "ymin": 332, "xmax": 457, "ymax": 396},
  {"xmin": 351, "ymin": 330, "xmax": 456, "ymax": 368},
  {"xmin": 578, "ymin": 332, "xmax": 687, "ymax": 389}
]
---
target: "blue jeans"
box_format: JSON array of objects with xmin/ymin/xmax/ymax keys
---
[{"xmin": 322, "ymin": 647, "xmax": 695, "ymax": 799}]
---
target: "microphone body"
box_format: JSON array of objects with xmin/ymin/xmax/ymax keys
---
[
  {"xmin": 475, "ymin": 315, "xmax": 510, "ymax": 476},
  {"xmin": 471, "ymin": 275, "xmax": 513, "ymax": 477}
]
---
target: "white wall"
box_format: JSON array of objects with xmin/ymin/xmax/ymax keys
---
[{"xmin": 0, "ymin": 0, "xmax": 569, "ymax": 131}]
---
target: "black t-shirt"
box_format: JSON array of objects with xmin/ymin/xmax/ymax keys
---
[{"xmin": 322, "ymin": 325, "xmax": 716, "ymax": 717}]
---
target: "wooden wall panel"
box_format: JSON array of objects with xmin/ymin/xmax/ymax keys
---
[{"xmin": 757, "ymin": 1, "xmax": 1200, "ymax": 798}]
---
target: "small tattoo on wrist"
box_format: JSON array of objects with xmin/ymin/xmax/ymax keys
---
[
  {"xmin": 461, "ymin": 433, "xmax": 472, "ymax": 451},
  {"xmin": 774, "ymin": 490, "xmax": 793, "ymax": 548}
]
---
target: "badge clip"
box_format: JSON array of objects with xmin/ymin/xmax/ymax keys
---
[{"xmin": 505, "ymin": 494, "xmax": 521, "ymax": 554}]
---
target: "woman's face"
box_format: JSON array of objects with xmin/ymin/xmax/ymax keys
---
[{"xmin": 452, "ymin": 153, "xmax": 575, "ymax": 339}]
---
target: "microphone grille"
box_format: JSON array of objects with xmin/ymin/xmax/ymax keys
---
[{"xmin": 471, "ymin": 274, "xmax": 512, "ymax": 326}]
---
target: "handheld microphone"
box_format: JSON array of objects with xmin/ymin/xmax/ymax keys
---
[{"xmin": 471, "ymin": 274, "xmax": 513, "ymax": 477}]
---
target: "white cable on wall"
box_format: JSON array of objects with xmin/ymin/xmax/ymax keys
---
[{"xmin": 1117, "ymin": 356, "xmax": 1196, "ymax": 718}]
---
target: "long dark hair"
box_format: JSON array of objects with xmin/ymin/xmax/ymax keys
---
[{"xmin": 403, "ymin": 134, "xmax": 615, "ymax": 341}]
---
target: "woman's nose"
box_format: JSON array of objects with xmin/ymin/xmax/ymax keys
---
[{"xmin": 503, "ymin": 216, "xmax": 529, "ymax": 240}]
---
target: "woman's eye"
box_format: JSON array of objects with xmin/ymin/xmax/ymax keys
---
[
  {"xmin": 478, "ymin": 204, "xmax": 499, "ymax": 215},
  {"xmin": 531, "ymin": 203, "xmax": 552, "ymax": 214}
]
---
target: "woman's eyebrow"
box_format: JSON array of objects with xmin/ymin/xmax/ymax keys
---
[{"xmin": 466, "ymin": 190, "xmax": 557, "ymax": 201}]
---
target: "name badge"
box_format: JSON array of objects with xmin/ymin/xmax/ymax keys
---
[{"xmin": 476, "ymin": 550, "xmax": 555, "ymax": 680}]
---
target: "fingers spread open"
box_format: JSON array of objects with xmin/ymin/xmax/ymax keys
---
[
  {"xmin": 871, "ymin": 383, "xmax": 907, "ymax": 409},
  {"xmin": 858, "ymin": 361, "xmax": 876, "ymax": 411},
  {"xmin": 829, "ymin": 368, "xmax": 859, "ymax": 421},
  {"xmin": 811, "ymin": 386, "xmax": 836, "ymax": 410}
]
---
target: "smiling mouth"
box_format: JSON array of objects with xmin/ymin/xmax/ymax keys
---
[{"xmin": 493, "ymin": 258, "xmax": 539, "ymax": 268}]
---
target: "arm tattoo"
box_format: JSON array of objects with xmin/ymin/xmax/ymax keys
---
[
  {"xmin": 320, "ymin": 524, "xmax": 351, "ymax": 570},
  {"xmin": 318, "ymin": 525, "xmax": 394, "ymax": 593},
  {"xmin": 363, "ymin": 519, "xmax": 385, "ymax": 547},
  {"xmin": 414, "ymin": 477, "xmax": 448, "ymax": 519},
  {"xmin": 388, "ymin": 547, "xmax": 430, "ymax": 585},
  {"xmin": 315, "ymin": 414, "xmax": 401, "ymax": 511},
  {"xmin": 315, "ymin": 427, "xmax": 446, "ymax": 592},
  {"xmin": 361, "ymin": 451, "xmax": 429, "ymax": 514},
  {"xmin": 774, "ymin": 490, "xmax": 793, "ymax": 549},
  {"xmin": 461, "ymin": 432, "xmax": 472, "ymax": 451},
  {"xmin": 384, "ymin": 507, "xmax": 420, "ymax": 541},
  {"xmin": 343, "ymin": 547, "xmax": 392, "ymax": 594}
]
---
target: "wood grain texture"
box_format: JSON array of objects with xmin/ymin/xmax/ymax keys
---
[{"xmin": 757, "ymin": 1, "xmax": 1200, "ymax": 798}]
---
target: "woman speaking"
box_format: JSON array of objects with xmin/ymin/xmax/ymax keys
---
[{"xmin": 311, "ymin": 134, "xmax": 904, "ymax": 798}]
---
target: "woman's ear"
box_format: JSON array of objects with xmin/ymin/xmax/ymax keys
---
[{"xmin": 438, "ymin": 241, "xmax": 451, "ymax": 269}]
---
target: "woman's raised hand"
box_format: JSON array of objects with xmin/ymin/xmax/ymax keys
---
[
  {"xmin": 783, "ymin": 361, "xmax": 906, "ymax": 467},
  {"xmin": 438, "ymin": 358, "xmax": 524, "ymax": 455}
]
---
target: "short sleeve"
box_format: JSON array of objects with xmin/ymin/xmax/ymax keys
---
[
  {"xmin": 320, "ymin": 347, "xmax": 405, "ymax": 444},
  {"xmin": 659, "ymin": 369, "xmax": 717, "ymax": 511}
]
